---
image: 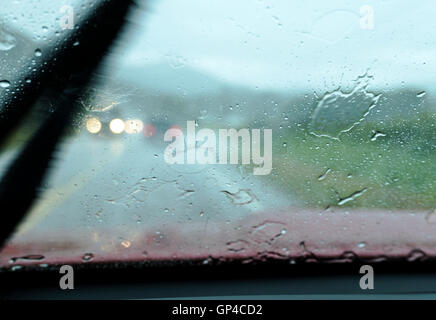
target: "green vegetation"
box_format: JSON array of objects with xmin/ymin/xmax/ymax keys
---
[{"xmin": 272, "ymin": 113, "xmax": 436, "ymax": 209}]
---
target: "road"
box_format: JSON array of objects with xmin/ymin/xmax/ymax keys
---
[{"xmin": 10, "ymin": 128, "xmax": 298, "ymax": 237}]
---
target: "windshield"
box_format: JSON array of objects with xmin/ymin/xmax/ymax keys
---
[{"xmin": 0, "ymin": 0, "xmax": 435, "ymax": 269}]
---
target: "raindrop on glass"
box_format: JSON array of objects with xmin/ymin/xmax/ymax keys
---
[{"xmin": 0, "ymin": 80, "xmax": 10, "ymax": 88}]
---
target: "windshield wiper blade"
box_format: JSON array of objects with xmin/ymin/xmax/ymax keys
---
[{"xmin": 0, "ymin": 0, "xmax": 136, "ymax": 248}]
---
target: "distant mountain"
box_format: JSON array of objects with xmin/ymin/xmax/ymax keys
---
[
  {"xmin": 106, "ymin": 62, "xmax": 435, "ymax": 130},
  {"xmin": 116, "ymin": 62, "xmax": 225, "ymax": 95}
]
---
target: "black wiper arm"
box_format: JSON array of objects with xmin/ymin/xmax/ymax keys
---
[{"xmin": 0, "ymin": 0, "xmax": 136, "ymax": 248}]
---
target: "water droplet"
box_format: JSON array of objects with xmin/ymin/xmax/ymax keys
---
[
  {"xmin": 364, "ymin": 256, "xmax": 388, "ymax": 263},
  {"xmin": 221, "ymin": 189, "xmax": 256, "ymax": 205},
  {"xmin": 121, "ymin": 240, "xmax": 131, "ymax": 248},
  {"xmin": 417, "ymin": 91, "xmax": 426, "ymax": 98},
  {"xmin": 407, "ymin": 249, "xmax": 426, "ymax": 262},
  {"xmin": 9, "ymin": 254, "xmax": 45, "ymax": 263},
  {"xmin": 318, "ymin": 168, "xmax": 331, "ymax": 181},
  {"xmin": 370, "ymin": 130, "xmax": 386, "ymax": 141},
  {"xmin": 272, "ymin": 15, "xmax": 282, "ymax": 27},
  {"xmin": 0, "ymin": 30, "xmax": 16, "ymax": 51},
  {"xmin": 358, "ymin": 241, "xmax": 367, "ymax": 248},
  {"xmin": 82, "ymin": 253, "xmax": 94, "ymax": 262},
  {"xmin": 338, "ymin": 188, "xmax": 368, "ymax": 206},
  {"xmin": 11, "ymin": 265, "xmax": 22, "ymax": 271},
  {"xmin": 309, "ymin": 73, "xmax": 380, "ymax": 140},
  {"xmin": 226, "ymin": 239, "xmax": 248, "ymax": 253},
  {"xmin": 0, "ymin": 80, "xmax": 11, "ymax": 88},
  {"xmin": 34, "ymin": 49, "xmax": 42, "ymax": 57},
  {"xmin": 340, "ymin": 251, "xmax": 358, "ymax": 262}
]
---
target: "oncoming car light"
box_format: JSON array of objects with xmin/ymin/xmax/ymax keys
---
[
  {"xmin": 109, "ymin": 118, "xmax": 125, "ymax": 134},
  {"xmin": 86, "ymin": 117, "xmax": 102, "ymax": 134},
  {"xmin": 124, "ymin": 119, "xmax": 144, "ymax": 134}
]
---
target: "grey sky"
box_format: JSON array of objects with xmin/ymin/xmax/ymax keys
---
[
  {"xmin": 121, "ymin": 0, "xmax": 435, "ymax": 92},
  {"xmin": 1, "ymin": 0, "xmax": 435, "ymax": 92}
]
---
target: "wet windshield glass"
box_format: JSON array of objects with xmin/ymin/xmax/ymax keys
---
[{"xmin": 0, "ymin": 0, "xmax": 435, "ymax": 268}]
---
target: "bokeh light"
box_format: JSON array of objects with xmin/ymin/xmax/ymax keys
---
[
  {"xmin": 143, "ymin": 124, "xmax": 157, "ymax": 137},
  {"xmin": 124, "ymin": 119, "xmax": 144, "ymax": 134},
  {"xmin": 86, "ymin": 117, "xmax": 102, "ymax": 134},
  {"xmin": 109, "ymin": 118, "xmax": 125, "ymax": 134}
]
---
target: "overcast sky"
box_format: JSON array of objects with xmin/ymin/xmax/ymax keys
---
[{"xmin": 2, "ymin": 0, "xmax": 436, "ymax": 92}]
